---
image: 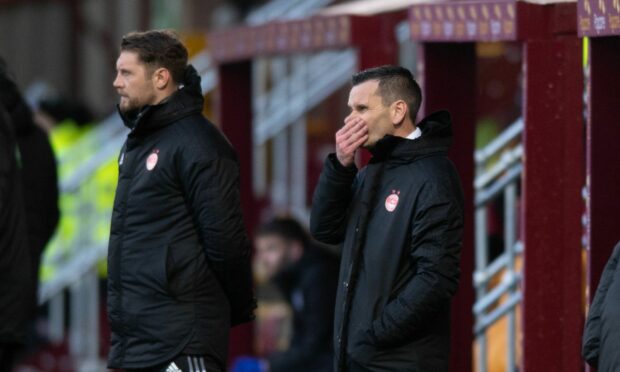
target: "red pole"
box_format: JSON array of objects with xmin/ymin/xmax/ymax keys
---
[
  {"xmin": 584, "ymin": 36, "xmax": 620, "ymax": 372},
  {"xmin": 216, "ymin": 61, "xmax": 256, "ymax": 361},
  {"xmin": 521, "ymin": 37, "xmax": 584, "ymax": 372},
  {"xmin": 585, "ymin": 36, "xmax": 620, "ymax": 303},
  {"xmin": 418, "ymin": 42, "xmax": 476, "ymax": 372}
]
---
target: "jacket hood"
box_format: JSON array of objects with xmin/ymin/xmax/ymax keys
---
[
  {"xmin": 369, "ymin": 110, "xmax": 453, "ymax": 163},
  {"xmin": 119, "ymin": 64, "xmax": 204, "ymax": 136},
  {"xmin": 0, "ymin": 71, "xmax": 36, "ymax": 135}
]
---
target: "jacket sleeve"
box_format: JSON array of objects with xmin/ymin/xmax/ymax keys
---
[
  {"xmin": 179, "ymin": 152, "xmax": 256, "ymax": 326},
  {"xmin": 582, "ymin": 242, "xmax": 620, "ymax": 368},
  {"xmin": 0, "ymin": 127, "xmax": 9, "ymax": 210},
  {"xmin": 369, "ymin": 181, "xmax": 463, "ymax": 347},
  {"xmin": 310, "ymin": 154, "xmax": 358, "ymax": 245},
  {"xmin": 268, "ymin": 265, "xmax": 336, "ymax": 371}
]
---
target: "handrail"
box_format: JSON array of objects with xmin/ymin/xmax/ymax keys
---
[
  {"xmin": 253, "ymin": 49, "xmax": 356, "ymax": 144},
  {"xmin": 475, "ymin": 118, "xmax": 523, "ymax": 164},
  {"xmin": 473, "ymin": 118, "xmax": 523, "ymax": 372},
  {"xmin": 246, "ymin": 0, "xmax": 334, "ymax": 25}
]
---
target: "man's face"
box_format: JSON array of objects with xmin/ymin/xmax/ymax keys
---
[
  {"xmin": 113, "ymin": 51, "xmax": 158, "ymax": 113},
  {"xmin": 346, "ymin": 80, "xmax": 394, "ymax": 148},
  {"xmin": 255, "ymin": 235, "xmax": 295, "ymax": 280}
]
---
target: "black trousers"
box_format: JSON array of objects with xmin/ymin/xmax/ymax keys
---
[{"xmin": 126, "ymin": 354, "xmax": 223, "ymax": 372}]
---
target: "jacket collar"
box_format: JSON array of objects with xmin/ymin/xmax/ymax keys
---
[
  {"xmin": 119, "ymin": 64, "xmax": 204, "ymax": 137},
  {"xmin": 368, "ymin": 110, "xmax": 453, "ymax": 163}
]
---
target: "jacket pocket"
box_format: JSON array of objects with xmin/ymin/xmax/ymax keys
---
[
  {"xmin": 165, "ymin": 243, "xmax": 202, "ymax": 298},
  {"xmin": 348, "ymin": 329, "xmax": 379, "ymax": 366}
]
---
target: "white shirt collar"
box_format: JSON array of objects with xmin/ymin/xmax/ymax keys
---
[{"xmin": 406, "ymin": 127, "xmax": 422, "ymax": 140}]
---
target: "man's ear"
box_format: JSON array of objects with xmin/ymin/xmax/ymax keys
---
[
  {"xmin": 391, "ymin": 100, "xmax": 408, "ymax": 126},
  {"xmin": 153, "ymin": 67, "xmax": 172, "ymax": 90}
]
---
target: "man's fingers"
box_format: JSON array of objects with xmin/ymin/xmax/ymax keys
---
[
  {"xmin": 338, "ymin": 129, "xmax": 368, "ymax": 152},
  {"xmin": 344, "ymin": 124, "xmax": 368, "ymax": 143},
  {"xmin": 337, "ymin": 119, "xmax": 366, "ymax": 142},
  {"xmin": 344, "ymin": 115, "xmax": 360, "ymax": 126},
  {"xmin": 341, "ymin": 131, "xmax": 368, "ymax": 155},
  {"xmin": 352, "ymin": 134, "xmax": 368, "ymax": 148}
]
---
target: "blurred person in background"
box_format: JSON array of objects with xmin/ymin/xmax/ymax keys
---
[
  {"xmin": 0, "ymin": 57, "xmax": 60, "ymax": 315},
  {"xmin": 0, "ymin": 58, "xmax": 59, "ymax": 371},
  {"xmin": 107, "ymin": 30, "xmax": 255, "ymax": 372},
  {"xmin": 311, "ymin": 66, "xmax": 464, "ymax": 372},
  {"xmin": 583, "ymin": 241, "xmax": 620, "ymax": 371},
  {"xmin": 233, "ymin": 217, "xmax": 339, "ymax": 372},
  {"xmin": 0, "ymin": 90, "xmax": 33, "ymax": 372}
]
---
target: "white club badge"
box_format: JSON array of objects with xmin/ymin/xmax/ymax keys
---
[
  {"xmin": 385, "ymin": 190, "xmax": 401, "ymax": 212},
  {"xmin": 146, "ymin": 149, "xmax": 159, "ymax": 171}
]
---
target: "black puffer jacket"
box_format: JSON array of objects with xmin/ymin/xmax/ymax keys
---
[
  {"xmin": 0, "ymin": 79, "xmax": 59, "ymax": 316},
  {"xmin": 107, "ymin": 66, "xmax": 255, "ymax": 369},
  {"xmin": 0, "ymin": 105, "xmax": 33, "ymax": 345},
  {"xmin": 311, "ymin": 111, "xmax": 464, "ymax": 372},
  {"xmin": 583, "ymin": 241, "xmax": 620, "ymax": 372}
]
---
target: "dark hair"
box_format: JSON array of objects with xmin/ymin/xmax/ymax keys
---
[
  {"xmin": 351, "ymin": 65, "xmax": 422, "ymax": 121},
  {"xmin": 256, "ymin": 217, "xmax": 310, "ymax": 247},
  {"xmin": 120, "ymin": 29, "xmax": 188, "ymax": 84}
]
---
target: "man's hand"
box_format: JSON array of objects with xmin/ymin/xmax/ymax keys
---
[{"xmin": 336, "ymin": 116, "xmax": 368, "ymax": 167}]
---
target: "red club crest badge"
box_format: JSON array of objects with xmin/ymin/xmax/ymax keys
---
[
  {"xmin": 146, "ymin": 149, "xmax": 159, "ymax": 171},
  {"xmin": 385, "ymin": 190, "xmax": 400, "ymax": 212}
]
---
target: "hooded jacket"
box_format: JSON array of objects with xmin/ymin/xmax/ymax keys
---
[
  {"xmin": 583, "ymin": 241, "xmax": 620, "ymax": 372},
  {"xmin": 107, "ymin": 66, "xmax": 255, "ymax": 369},
  {"xmin": 310, "ymin": 111, "xmax": 464, "ymax": 371},
  {"xmin": 0, "ymin": 104, "xmax": 33, "ymax": 345}
]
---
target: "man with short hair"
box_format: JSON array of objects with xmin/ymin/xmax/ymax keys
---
[
  {"xmin": 311, "ymin": 65, "xmax": 464, "ymax": 371},
  {"xmin": 251, "ymin": 217, "xmax": 338, "ymax": 372},
  {"xmin": 107, "ymin": 30, "xmax": 255, "ymax": 372}
]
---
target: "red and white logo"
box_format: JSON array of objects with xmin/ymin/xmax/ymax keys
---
[
  {"xmin": 146, "ymin": 149, "xmax": 159, "ymax": 171},
  {"xmin": 385, "ymin": 190, "xmax": 400, "ymax": 212}
]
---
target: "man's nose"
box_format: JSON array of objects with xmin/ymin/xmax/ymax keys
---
[{"xmin": 112, "ymin": 75, "xmax": 122, "ymax": 89}]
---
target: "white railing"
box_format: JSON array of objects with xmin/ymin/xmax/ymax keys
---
[
  {"xmin": 246, "ymin": 0, "xmax": 334, "ymax": 25},
  {"xmin": 253, "ymin": 49, "xmax": 357, "ymax": 145},
  {"xmin": 474, "ymin": 118, "xmax": 524, "ymax": 372}
]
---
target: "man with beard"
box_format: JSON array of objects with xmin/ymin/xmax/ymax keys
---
[{"xmin": 107, "ymin": 30, "xmax": 255, "ymax": 372}]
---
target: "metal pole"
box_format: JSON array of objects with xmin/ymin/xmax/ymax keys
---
[
  {"xmin": 504, "ymin": 182, "xmax": 517, "ymax": 372},
  {"xmin": 474, "ymin": 205, "xmax": 488, "ymax": 372},
  {"xmin": 48, "ymin": 292, "xmax": 65, "ymax": 344}
]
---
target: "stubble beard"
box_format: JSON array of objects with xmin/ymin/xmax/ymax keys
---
[{"xmin": 118, "ymin": 96, "xmax": 143, "ymax": 114}]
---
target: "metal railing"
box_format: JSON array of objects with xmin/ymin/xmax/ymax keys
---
[
  {"xmin": 251, "ymin": 49, "xmax": 356, "ymax": 219},
  {"xmin": 474, "ymin": 118, "xmax": 524, "ymax": 372},
  {"xmin": 253, "ymin": 49, "xmax": 357, "ymax": 145},
  {"xmin": 246, "ymin": 0, "xmax": 334, "ymax": 25}
]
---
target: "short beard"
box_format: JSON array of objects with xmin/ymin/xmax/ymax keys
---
[{"xmin": 118, "ymin": 96, "xmax": 142, "ymax": 114}]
